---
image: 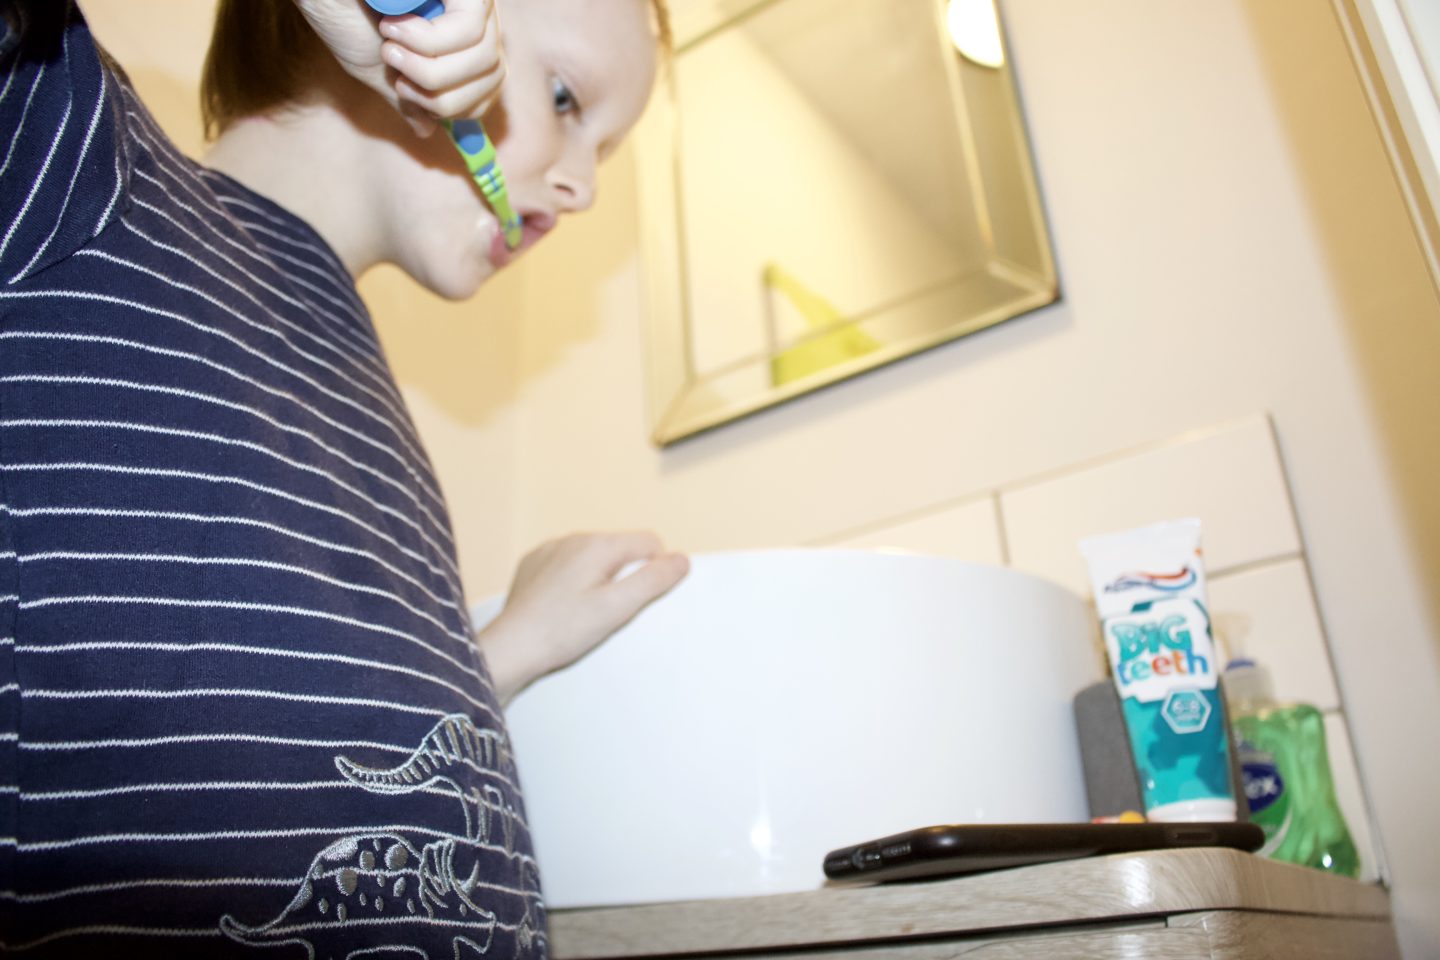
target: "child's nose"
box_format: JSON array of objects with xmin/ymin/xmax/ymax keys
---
[{"xmin": 547, "ymin": 158, "xmax": 597, "ymax": 213}]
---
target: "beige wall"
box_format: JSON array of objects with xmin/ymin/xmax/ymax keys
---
[{"xmin": 83, "ymin": 0, "xmax": 1440, "ymax": 954}]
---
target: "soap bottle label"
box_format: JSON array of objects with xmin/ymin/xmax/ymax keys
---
[{"xmin": 1237, "ymin": 737, "xmax": 1291, "ymax": 854}]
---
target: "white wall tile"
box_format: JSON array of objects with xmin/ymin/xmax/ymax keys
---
[
  {"xmin": 1208, "ymin": 559, "xmax": 1341, "ymax": 710},
  {"xmin": 820, "ymin": 496, "xmax": 1006, "ymax": 566},
  {"xmin": 1325, "ymin": 712, "xmax": 1383, "ymax": 884},
  {"xmin": 1000, "ymin": 417, "xmax": 1302, "ymax": 597}
]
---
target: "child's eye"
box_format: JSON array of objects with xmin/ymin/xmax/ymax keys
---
[{"xmin": 552, "ymin": 78, "xmax": 579, "ymax": 116}]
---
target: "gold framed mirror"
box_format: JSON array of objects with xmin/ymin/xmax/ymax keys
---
[{"xmin": 636, "ymin": 0, "xmax": 1057, "ymax": 445}]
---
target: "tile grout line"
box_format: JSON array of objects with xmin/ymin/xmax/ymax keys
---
[
  {"xmin": 991, "ymin": 491, "xmax": 1012, "ymax": 567},
  {"xmin": 991, "ymin": 413, "xmax": 1273, "ymax": 498},
  {"xmin": 1207, "ymin": 552, "xmax": 1305, "ymax": 583},
  {"xmin": 810, "ymin": 414, "xmax": 1272, "ymax": 552},
  {"xmin": 1258, "ymin": 415, "xmax": 1390, "ymax": 887},
  {"xmin": 805, "ymin": 491, "xmax": 997, "ymax": 547}
]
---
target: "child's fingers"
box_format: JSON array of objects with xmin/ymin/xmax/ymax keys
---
[
  {"xmin": 605, "ymin": 553, "xmax": 690, "ymax": 622},
  {"xmin": 399, "ymin": 101, "xmax": 440, "ymax": 138},
  {"xmin": 381, "ymin": 29, "xmax": 501, "ymax": 94},
  {"xmin": 589, "ymin": 531, "xmax": 667, "ymax": 580},
  {"xmin": 395, "ymin": 69, "xmax": 504, "ymax": 122},
  {"xmin": 377, "ymin": 0, "xmax": 497, "ymax": 58}
]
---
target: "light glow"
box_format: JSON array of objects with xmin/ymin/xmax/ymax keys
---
[
  {"xmin": 947, "ymin": 0, "xmax": 1005, "ymax": 69},
  {"xmin": 749, "ymin": 818, "xmax": 774, "ymax": 858}
]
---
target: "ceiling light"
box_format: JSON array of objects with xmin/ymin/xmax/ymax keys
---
[{"xmin": 947, "ymin": 0, "xmax": 1005, "ymax": 69}]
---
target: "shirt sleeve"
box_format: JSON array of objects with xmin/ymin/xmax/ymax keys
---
[{"xmin": 0, "ymin": 0, "xmax": 130, "ymax": 286}]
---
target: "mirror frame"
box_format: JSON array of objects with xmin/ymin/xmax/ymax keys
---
[{"xmin": 637, "ymin": 0, "xmax": 1058, "ymax": 446}]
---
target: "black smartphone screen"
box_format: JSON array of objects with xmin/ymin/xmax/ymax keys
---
[{"xmin": 823, "ymin": 822, "xmax": 1266, "ymax": 883}]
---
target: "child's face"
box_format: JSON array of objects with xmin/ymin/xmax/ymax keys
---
[{"xmin": 390, "ymin": 0, "xmax": 659, "ymax": 298}]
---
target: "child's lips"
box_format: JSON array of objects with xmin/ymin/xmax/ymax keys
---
[
  {"xmin": 523, "ymin": 212, "xmax": 557, "ymax": 245},
  {"xmin": 487, "ymin": 212, "xmax": 556, "ymax": 267}
]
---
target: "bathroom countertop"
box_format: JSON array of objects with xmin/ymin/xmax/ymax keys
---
[{"xmin": 547, "ymin": 848, "xmax": 1398, "ymax": 959}]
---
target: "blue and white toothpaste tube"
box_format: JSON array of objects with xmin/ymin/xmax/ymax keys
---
[{"xmin": 1080, "ymin": 519, "xmax": 1237, "ymax": 822}]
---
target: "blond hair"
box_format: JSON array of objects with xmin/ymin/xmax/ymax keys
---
[{"xmin": 201, "ymin": 0, "xmax": 672, "ymax": 140}]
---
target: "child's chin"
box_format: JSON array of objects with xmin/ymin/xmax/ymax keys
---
[{"xmin": 425, "ymin": 260, "xmax": 497, "ymax": 302}]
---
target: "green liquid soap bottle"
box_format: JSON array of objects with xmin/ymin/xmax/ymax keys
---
[{"xmin": 1223, "ymin": 659, "xmax": 1360, "ymax": 877}]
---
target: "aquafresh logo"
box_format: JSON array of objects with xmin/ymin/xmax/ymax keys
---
[{"xmin": 1103, "ymin": 566, "xmax": 1197, "ymax": 594}]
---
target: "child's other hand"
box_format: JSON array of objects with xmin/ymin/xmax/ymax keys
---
[
  {"xmin": 294, "ymin": 0, "xmax": 505, "ymax": 137},
  {"xmin": 476, "ymin": 533, "xmax": 690, "ymax": 704}
]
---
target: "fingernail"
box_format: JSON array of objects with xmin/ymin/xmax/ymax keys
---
[
  {"xmin": 379, "ymin": 20, "xmax": 402, "ymax": 40},
  {"xmin": 382, "ymin": 44, "xmax": 404, "ymax": 68}
]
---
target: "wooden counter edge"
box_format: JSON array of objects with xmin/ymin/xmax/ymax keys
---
[{"xmin": 548, "ymin": 848, "xmax": 1391, "ymax": 959}]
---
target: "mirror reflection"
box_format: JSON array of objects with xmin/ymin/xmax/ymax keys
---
[{"xmin": 639, "ymin": 0, "xmax": 1058, "ymax": 444}]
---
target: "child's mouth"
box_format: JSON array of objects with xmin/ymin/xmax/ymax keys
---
[{"xmin": 488, "ymin": 212, "xmax": 556, "ymax": 267}]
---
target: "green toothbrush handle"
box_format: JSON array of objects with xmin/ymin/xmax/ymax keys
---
[
  {"xmin": 363, "ymin": 0, "xmax": 523, "ymax": 250},
  {"xmin": 445, "ymin": 119, "xmax": 524, "ymax": 250}
]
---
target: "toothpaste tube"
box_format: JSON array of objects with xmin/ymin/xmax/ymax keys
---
[{"xmin": 1080, "ymin": 519, "xmax": 1237, "ymax": 822}]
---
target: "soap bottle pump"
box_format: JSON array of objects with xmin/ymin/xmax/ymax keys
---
[{"xmin": 1223, "ymin": 659, "xmax": 1360, "ymax": 877}]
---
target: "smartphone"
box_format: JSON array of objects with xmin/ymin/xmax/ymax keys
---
[{"xmin": 822, "ymin": 821, "xmax": 1266, "ymax": 883}]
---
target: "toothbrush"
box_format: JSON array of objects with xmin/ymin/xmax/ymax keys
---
[{"xmin": 364, "ymin": 0, "xmax": 524, "ymax": 250}]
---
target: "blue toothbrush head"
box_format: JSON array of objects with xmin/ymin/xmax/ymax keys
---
[{"xmin": 365, "ymin": 0, "xmax": 445, "ymax": 16}]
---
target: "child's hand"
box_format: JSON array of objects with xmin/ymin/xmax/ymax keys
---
[
  {"xmin": 293, "ymin": 0, "xmax": 505, "ymax": 137},
  {"xmin": 476, "ymin": 533, "xmax": 691, "ymax": 704}
]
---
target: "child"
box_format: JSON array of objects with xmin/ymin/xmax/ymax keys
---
[{"xmin": 0, "ymin": 0, "xmax": 685, "ymax": 955}]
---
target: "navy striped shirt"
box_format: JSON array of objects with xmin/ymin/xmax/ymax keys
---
[{"xmin": 0, "ymin": 4, "xmax": 546, "ymax": 956}]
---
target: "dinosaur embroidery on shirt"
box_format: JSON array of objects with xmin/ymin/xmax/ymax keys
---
[{"xmin": 219, "ymin": 714, "xmax": 545, "ymax": 959}]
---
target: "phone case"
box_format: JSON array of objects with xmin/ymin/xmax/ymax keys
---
[{"xmin": 823, "ymin": 822, "xmax": 1266, "ymax": 883}]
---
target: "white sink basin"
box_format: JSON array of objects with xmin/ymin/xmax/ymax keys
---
[{"xmin": 479, "ymin": 549, "xmax": 1101, "ymax": 907}]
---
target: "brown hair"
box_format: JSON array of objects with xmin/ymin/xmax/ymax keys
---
[
  {"xmin": 201, "ymin": 0, "xmax": 674, "ymax": 141},
  {"xmin": 201, "ymin": 1, "xmax": 327, "ymax": 140}
]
